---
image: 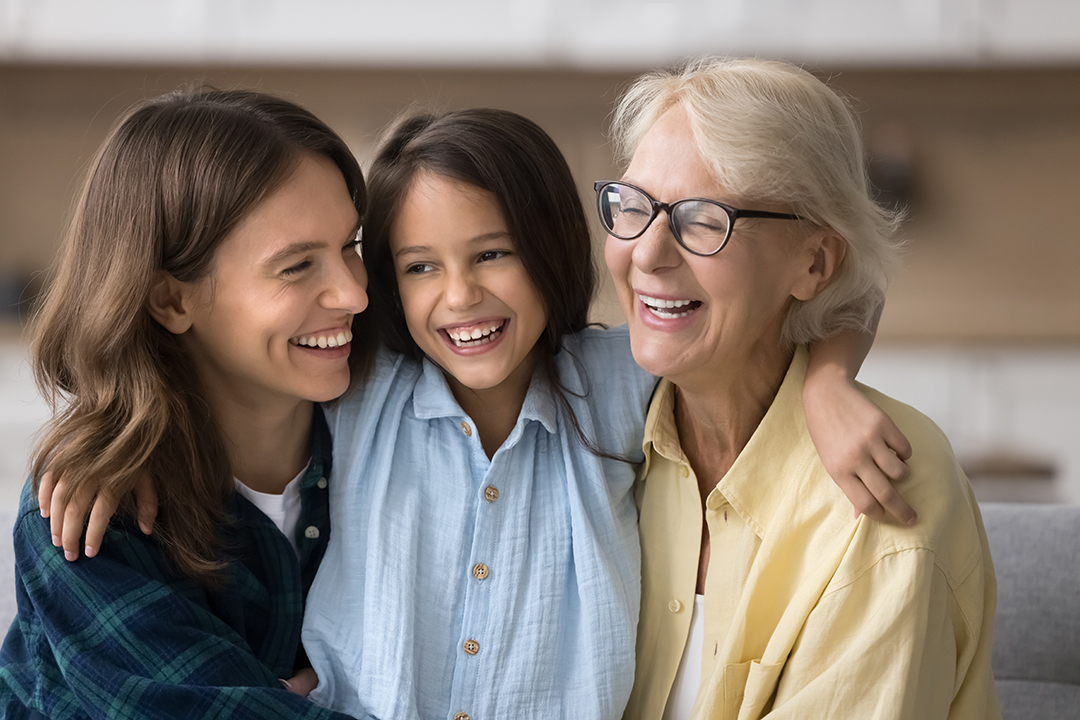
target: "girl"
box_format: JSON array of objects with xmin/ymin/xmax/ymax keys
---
[
  {"xmin": 300, "ymin": 108, "xmax": 913, "ymax": 720},
  {"xmin": 0, "ymin": 88, "xmax": 374, "ymax": 719}
]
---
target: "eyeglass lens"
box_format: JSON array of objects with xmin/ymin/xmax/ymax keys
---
[{"xmin": 599, "ymin": 183, "xmax": 731, "ymax": 255}]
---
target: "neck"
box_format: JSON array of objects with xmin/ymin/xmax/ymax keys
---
[
  {"xmin": 208, "ymin": 394, "xmax": 314, "ymax": 495},
  {"xmin": 446, "ymin": 349, "xmax": 539, "ymax": 460},
  {"xmin": 671, "ymin": 343, "xmax": 793, "ymax": 499}
]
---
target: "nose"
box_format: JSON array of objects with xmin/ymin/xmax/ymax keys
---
[
  {"xmin": 444, "ymin": 266, "xmax": 482, "ymax": 311},
  {"xmin": 325, "ymin": 253, "xmax": 369, "ymax": 314},
  {"xmin": 631, "ymin": 209, "xmax": 683, "ymax": 275}
]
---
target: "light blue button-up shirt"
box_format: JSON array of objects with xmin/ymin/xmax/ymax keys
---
[{"xmin": 303, "ymin": 326, "xmax": 655, "ymax": 720}]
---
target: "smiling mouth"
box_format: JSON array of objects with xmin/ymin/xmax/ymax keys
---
[
  {"xmin": 445, "ymin": 320, "xmax": 506, "ymax": 348},
  {"xmin": 290, "ymin": 328, "xmax": 353, "ymax": 349},
  {"xmin": 637, "ymin": 294, "xmax": 702, "ymax": 319}
]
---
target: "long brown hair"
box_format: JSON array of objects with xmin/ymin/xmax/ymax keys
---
[{"xmin": 30, "ymin": 88, "xmax": 370, "ymax": 583}]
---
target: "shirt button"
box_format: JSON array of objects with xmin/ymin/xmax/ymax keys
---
[
  {"xmin": 317, "ymin": 477, "xmax": 328, "ymax": 489},
  {"xmin": 668, "ymin": 598, "xmax": 683, "ymax": 613},
  {"xmin": 460, "ymin": 421, "xmax": 472, "ymax": 437},
  {"xmin": 304, "ymin": 526, "xmax": 320, "ymax": 540},
  {"xmin": 463, "ymin": 639, "xmax": 480, "ymax": 655},
  {"xmin": 472, "ymin": 563, "xmax": 490, "ymax": 580},
  {"xmin": 454, "ymin": 713, "xmax": 470, "ymax": 720},
  {"xmin": 679, "ymin": 465, "xmax": 690, "ymax": 478},
  {"xmin": 484, "ymin": 486, "xmax": 499, "ymax": 503}
]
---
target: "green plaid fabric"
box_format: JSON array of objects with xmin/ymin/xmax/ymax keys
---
[{"xmin": 0, "ymin": 407, "xmax": 360, "ymax": 720}]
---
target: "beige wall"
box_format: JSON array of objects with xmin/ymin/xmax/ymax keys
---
[{"xmin": 3, "ymin": 63, "xmax": 1080, "ymax": 340}]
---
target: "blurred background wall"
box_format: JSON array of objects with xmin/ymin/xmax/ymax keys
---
[{"xmin": 2, "ymin": 0, "xmax": 1079, "ymax": 521}]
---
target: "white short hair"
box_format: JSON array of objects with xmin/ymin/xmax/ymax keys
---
[{"xmin": 612, "ymin": 57, "xmax": 902, "ymax": 346}]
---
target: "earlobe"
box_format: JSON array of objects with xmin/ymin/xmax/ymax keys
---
[
  {"xmin": 792, "ymin": 230, "xmax": 847, "ymax": 302},
  {"xmin": 146, "ymin": 272, "xmax": 195, "ymax": 335}
]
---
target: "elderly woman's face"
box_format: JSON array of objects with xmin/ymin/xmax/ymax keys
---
[{"xmin": 604, "ymin": 105, "xmax": 817, "ymax": 384}]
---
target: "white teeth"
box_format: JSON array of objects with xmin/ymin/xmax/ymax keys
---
[
  {"xmin": 292, "ymin": 328, "xmax": 353, "ymax": 349},
  {"xmin": 447, "ymin": 323, "xmax": 503, "ymax": 345},
  {"xmin": 637, "ymin": 294, "xmax": 693, "ymax": 309},
  {"xmin": 637, "ymin": 293, "xmax": 698, "ymax": 319}
]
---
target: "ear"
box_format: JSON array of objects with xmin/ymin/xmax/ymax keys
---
[
  {"xmin": 791, "ymin": 229, "xmax": 847, "ymax": 302},
  {"xmin": 146, "ymin": 271, "xmax": 196, "ymax": 335}
]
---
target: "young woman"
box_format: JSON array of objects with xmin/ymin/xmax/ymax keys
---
[
  {"xmin": 0, "ymin": 88, "xmax": 373, "ymax": 719},
  {"xmin": 299, "ymin": 108, "xmax": 913, "ymax": 720}
]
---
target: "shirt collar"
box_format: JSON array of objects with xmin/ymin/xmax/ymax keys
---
[
  {"xmin": 642, "ymin": 346, "xmax": 819, "ymax": 540},
  {"xmin": 298, "ymin": 403, "xmax": 332, "ymax": 491},
  {"xmin": 641, "ymin": 377, "xmax": 685, "ymax": 479},
  {"xmin": 411, "ymin": 356, "xmax": 559, "ymax": 436}
]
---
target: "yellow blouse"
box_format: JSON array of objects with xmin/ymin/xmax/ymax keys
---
[{"xmin": 625, "ymin": 347, "xmax": 1000, "ymax": 720}]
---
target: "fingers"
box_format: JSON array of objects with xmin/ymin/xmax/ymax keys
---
[
  {"xmin": 38, "ymin": 469, "xmax": 56, "ymax": 518},
  {"xmin": 859, "ymin": 461, "xmax": 918, "ymax": 527},
  {"xmin": 835, "ymin": 475, "xmax": 886, "ymax": 522},
  {"xmin": 133, "ymin": 472, "xmax": 159, "ymax": 536},
  {"xmin": 59, "ymin": 485, "xmax": 94, "ymax": 562},
  {"xmin": 49, "ymin": 477, "xmax": 69, "ymax": 551},
  {"xmin": 280, "ymin": 667, "xmax": 319, "ymax": 697},
  {"xmin": 84, "ymin": 493, "xmax": 121, "ymax": 558},
  {"xmin": 884, "ymin": 421, "xmax": 913, "ymax": 462}
]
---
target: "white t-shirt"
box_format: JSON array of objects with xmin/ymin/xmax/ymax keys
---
[
  {"xmin": 662, "ymin": 593, "xmax": 706, "ymax": 720},
  {"xmin": 234, "ymin": 465, "xmax": 306, "ymax": 556}
]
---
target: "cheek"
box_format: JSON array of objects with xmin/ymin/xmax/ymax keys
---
[{"xmin": 604, "ymin": 240, "xmax": 633, "ymax": 290}]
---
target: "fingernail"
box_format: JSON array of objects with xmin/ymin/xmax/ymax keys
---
[
  {"xmin": 40, "ymin": 508, "xmax": 49, "ymax": 518},
  {"xmin": 279, "ymin": 679, "xmax": 293, "ymax": 691},
  {"xmin": 85, "ymin": 545, "xmax": 96, "ymax": 558},
  {"xmin": 64, "ymin": 550, "xmax": 77, "ymax": 562},
  {"xmin": 907, "ymin": 514, "xmax": 918, "ymax": 526},
  {"xmin": 139, "ymin": 521, "xmax": 152, "ymax": 535},
  {"xmin": 52, "ymin": 534, "xmax": 61, "ymax": 547}
]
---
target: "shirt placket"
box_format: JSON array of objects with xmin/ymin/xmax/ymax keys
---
[{"xmin": 445, "ymin": 416, "xmax": 519, "ymax": 720}]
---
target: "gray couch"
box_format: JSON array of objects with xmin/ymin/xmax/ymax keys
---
[{"xmin": 982, "ymin": 503, "xmax": 1080, "ymax": 719}]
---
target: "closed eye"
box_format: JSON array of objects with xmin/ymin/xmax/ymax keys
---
[{"xmin": 281, "ymin": 260, "xmax": 312, "ymax": 276}]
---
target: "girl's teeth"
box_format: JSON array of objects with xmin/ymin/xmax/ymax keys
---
[{"xmin": 448, "ymin": 323, "xmax": 503, "ymax": 344}]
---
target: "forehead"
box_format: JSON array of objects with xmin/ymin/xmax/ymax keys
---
[
  {"xmin": 624, "ymin": 105, "xmax": 725, "ymax": 202},
  {"xmin": 392, "ymin": 171, "xmax": 508, "ymax": 244},
  {"xmin": 217, "ymin": 154, "xmax": 358, "ymax": 263}
]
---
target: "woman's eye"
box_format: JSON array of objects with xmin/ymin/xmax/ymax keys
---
[
  {"xmin": 478, "ymin": 250, "xmax": 509, "ymax": 263},
  {"xmin": 281, "ymin": 260, "xmax": 312, "ymax": 276}
]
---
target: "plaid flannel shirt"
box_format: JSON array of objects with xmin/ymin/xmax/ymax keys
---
[{"xmin": 0, "ymin": 406, "xmax": 364, "ymax": 720}]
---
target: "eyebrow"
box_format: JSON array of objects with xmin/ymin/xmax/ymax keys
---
[
  {"xmin": 263, "ymin": 219, "xmax": 362, "ymax": 267},
  {"xmin": 263, "ymin": 241, "xmax": 327, "ymax": 267},
  {"xmin": 394, "ymin": 231, "xmax": 512, "ymax": 259}
]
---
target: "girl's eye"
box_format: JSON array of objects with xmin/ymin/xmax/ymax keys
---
[
  {"xmin": 403, "ymin": 263, "xmax": 434, "ymax": 275},
  {"xmin": 478, "ymin": 250, "xmax": 510, "ymax": 263},
  {"xmin": 281, "ymin": 260, "xmax": 312, "ymax": 276}
]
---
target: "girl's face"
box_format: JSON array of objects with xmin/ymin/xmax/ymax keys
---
[
  {"xmin": 390, "ymin": 171, "xmax": 547, "ymax": 403},
  {"xmin": 182, "ymin": 153, "xmax": 368, "ymax": 410}
]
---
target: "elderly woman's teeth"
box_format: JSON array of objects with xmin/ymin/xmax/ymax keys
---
[
  {"xmin": 448, "ymin": 322, "xmax": 504, "ymax": 347},
  {"xmin": 638, "ymin": 294, "xmax": 698, "ymax": 319},
  {"xmin": 292, "ymin": 329, "xmax": 353, "ymax": 349}
]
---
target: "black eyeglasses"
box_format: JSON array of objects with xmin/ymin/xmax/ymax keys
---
[{"xmin": 594, "ymin": 180, "xmax": 803, "ymax": 257}]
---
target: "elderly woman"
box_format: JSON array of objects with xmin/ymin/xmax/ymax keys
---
[{"xmin": 599, "ymin": 58, "xmax": 999, "ymax": 719}]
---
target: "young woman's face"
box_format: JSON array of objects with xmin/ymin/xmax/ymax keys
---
[
  {"xmin": 390, "ymin": 171, "xmax": 547, "ymax": 402},
  {"xmin": 183, "ymin": 153, "xmax": 367, "ymax": 410}
]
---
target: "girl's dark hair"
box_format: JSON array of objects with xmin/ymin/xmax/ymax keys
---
[
  {"xmin": 364, "ymin": 108, "xmax": 613, "ymax": 456},
  {"xmin": 30, "ymin": 88, "xmax": 372, "ymax": 584}
]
